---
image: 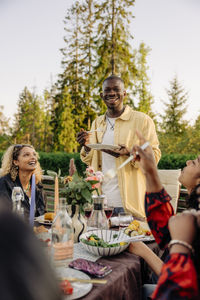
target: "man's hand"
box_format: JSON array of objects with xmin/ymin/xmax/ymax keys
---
[
  {"xmin": 102, "ymin": 144, "xmax": 130, "ymax": 158},
  {"xmin": 102, "ymin": 149, "xmax": 120, "ymax": 158},
  {"xmin": 115, "ymin": 144, "xmax": 130, "ymax": 156},
  {"xmin": 76, "ymin": 128, "xmax": 91, "ymax": 153}
]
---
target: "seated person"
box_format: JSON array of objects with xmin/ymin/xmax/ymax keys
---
[
  {"xmin": 128, "ymin": 131, "xmax": 200, "ymax": 299},
  {"xmin": 0, "ymin": 144, "xmax": 45, "ymax": 218},
  {"xmin": 0, "ymin": 209, "xmax": 62, "ymax": 300}
]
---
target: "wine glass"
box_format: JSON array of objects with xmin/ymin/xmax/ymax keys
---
[
  {"xmin": 104, "ymin": 206, "xmax": 114, "ymax": 220},
  {"xmin": 83, "ymin": 203, "xmax": 93, "ymax": 220},
  {"xmin": 118, "ymin": 212, "xmax": 133, "ymax": 231}
]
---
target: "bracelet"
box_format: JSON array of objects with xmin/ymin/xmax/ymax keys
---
[{"xmin": 168, "ymin": 239, "xmax": 194, "ymax": 255}]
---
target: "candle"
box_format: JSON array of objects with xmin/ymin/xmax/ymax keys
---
[
  {"xmin": 54, "ymin": 176, "xmax": 59, "ymax": 212},
  {"xmin": 29, "ymin": 174, "xmax": 36, "ymax": 227}
]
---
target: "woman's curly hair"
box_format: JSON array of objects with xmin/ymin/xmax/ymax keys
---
[{"xmin": 0, "ymin": 144, "xmax": 42, "ymax": 184}]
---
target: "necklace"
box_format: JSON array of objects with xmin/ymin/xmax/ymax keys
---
[
  {"xmin": 107, "ymin": 117, "xmax": 115, "ymax": 130},
  {"xmin": 24, "ymin": 182, "xmax": 30, "ymax": 194}
]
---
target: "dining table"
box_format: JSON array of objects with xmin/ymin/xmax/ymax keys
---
[
  {"xmin": 34, "ymin": 219, "xmax": 163, "ymax": 300},
  {"xmin": 78, "ymin": 241, "xmax": 162, "ymax": 300}
]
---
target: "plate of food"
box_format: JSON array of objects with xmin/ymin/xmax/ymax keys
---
[
  {"xmin": 56, "ymin": 267, "xmax": 93, "ymax": 299},
  {"xmin": 80, "ymin": 229, "xmax": 130, "ymax": 256},
  {"xmin": 87, "ymin": 144, "xmax": 120, "ymax": 151},
  {"xmin": 123, "ymin": 220, "xmax": 154, "ymax": 242},
  {"xmin": 33, "ymin": 225, "xmax": 51, "ymax": 245},
  {"xmin": 35, "ymin": 212, "xmax": 55, "ymax": 225}
]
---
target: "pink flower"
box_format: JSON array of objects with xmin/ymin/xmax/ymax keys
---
[
  {"xmin": 85, "ymin": 176, "xmax": 100, "ymax": 189},
  {"xmin": 94, "ymin": 171, "xmax": 104, "ymax": 183},
  {"xmin": 86, "ymin": 166, "xmax": 95, "ymax": 176}
]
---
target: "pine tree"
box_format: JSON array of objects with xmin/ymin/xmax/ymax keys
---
[
  {"xmin": 134, "ymin": 43, "xmax": 155, "ymax": 119},
  {"xmin": 59, "ymin": 0, "xmax": 86, "ymax": 131},
  {"xmin": 42, "ymin": 88, "xmax": 54, "ymax": 152},
  {"xmin": 184, "ymin": 115, "xmax": 200, "ymax": 154},
  {"xmin": 79, "ymin": 0, "xmax": 97, "ymax": 128},
  {"xmin": 94, "ymin": 0, "xmax": 137, "ymax": 112},
  {"xmin": 0, "ymin": 106, "xmax": 11, "ymax": 150},
  {"xmin": 160, "ymin": 76, "xmax": 188, "ymax": 134},
  {"xmin": 58, "ymin": 86, "xmax": 77, "ymax": 152},
  {"xmin": 158, "ymin": 76, "xmax": 188, "ymax": 154},
  {"xmin": 13, "ymin": 87, "xmax": 45, "ymax": 150}
]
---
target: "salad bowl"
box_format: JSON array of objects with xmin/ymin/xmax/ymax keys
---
[{"xmin": 80, "ymin": 229, "xmax": 130, "ymax": 256}]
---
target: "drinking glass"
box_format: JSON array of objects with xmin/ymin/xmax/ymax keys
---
[
  {"xmin": 83, "ymin": 203, "xmax": 93, "ymax": 220},
  {"xmin": 104, "ymin": 206, "xmax": 114, "ymax": 220},
  {"xmin": 118, "ymin": 212, "xmax": 133, "ymax": 231}
]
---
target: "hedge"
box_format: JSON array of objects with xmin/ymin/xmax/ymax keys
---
[{"xmin": 0, "ymin": 151, "xmax": 197, "ymax": 176}]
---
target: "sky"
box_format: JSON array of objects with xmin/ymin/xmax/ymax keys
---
[{"xmin": 1, "ymin": 0, "xmax": 200, "ymax": 125}]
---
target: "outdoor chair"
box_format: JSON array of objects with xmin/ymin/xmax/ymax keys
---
[{"xmin": 158, "ymin": 169, "xmax": 181, "ymax": 213}]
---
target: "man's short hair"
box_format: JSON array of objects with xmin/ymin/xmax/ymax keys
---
[{"xmin": 103, "ymin": 75, "xmax": 124, "ymax": 86}]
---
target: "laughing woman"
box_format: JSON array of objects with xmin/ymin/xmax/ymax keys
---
[{"xmin": 0, "ymin": 144, "xmax": 45, "ymax": 218}]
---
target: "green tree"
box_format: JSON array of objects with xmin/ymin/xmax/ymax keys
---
[
  {"xmin": 79, "ymin": 0, "xmax": 98, "ymax": 129},
  {"xmin": 13, "ymin": 87, "xmax": 45, "ymax": 150},
  {"xmin": 0, "ymin": 106, "xmax": 11, "ymax": 150},
  {"xmin": 42, "ymin": 88, "xmax": 55, "ymax": 152},
  {"xmin": 59, "ymin": 0, "xmax": 86, "ymax": 131},
  {"xmin": 184, "ymin": 115, "xmax": 200, "ymax": 154},
  {"xmin": 57, "ymin": 86, "xmax": 77, "ymax": 152},
  {"xmin": 134, "ymin": 43, "xmax": 155, "ymax": 119},
  {"xmin": 158, "ymin": 76, "xmax": 188, "ymax": 154},
  {"xmin": 94, "ymin": 0, "xmax": 137, "ymax": 112}
]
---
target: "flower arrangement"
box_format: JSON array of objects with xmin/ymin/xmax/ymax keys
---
[{"xmin": 61, "ymin": 160, "xmax": 104, "ymax": 213}]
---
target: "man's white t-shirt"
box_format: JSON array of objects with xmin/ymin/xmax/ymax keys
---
[{"xmin": 101, "ymin": 117, "xmax": 123, "ymax": 208}]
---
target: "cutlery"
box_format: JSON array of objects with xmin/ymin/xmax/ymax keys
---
[
  {"xmin": 108, "ymin": 234, "xmax": 145, "ymax": 245},
  {"xmin": 60, "ymin": 277, "xmax": 107, "ymax": 284},
  {"xmin": 104, "ymin": 141, "xmax": 150, "ymax": 182}
]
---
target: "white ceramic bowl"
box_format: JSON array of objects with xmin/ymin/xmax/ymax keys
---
[{"xmin": 80, "ymin": 229, "xmax": 130, "ymax": 256}]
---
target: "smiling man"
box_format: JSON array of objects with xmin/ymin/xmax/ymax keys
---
[{"xmin": 77, "ymin": 75, "xmax": 161, "ymax": 219}]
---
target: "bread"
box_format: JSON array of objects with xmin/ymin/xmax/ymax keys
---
[{"xmin": 44, "ymin": 212, "xmax": 55, "ymax": 221}]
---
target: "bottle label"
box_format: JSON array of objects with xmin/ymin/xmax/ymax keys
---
[{"xmin": 94, "ymin": 203, "xmax": 102, "ymax": 210}]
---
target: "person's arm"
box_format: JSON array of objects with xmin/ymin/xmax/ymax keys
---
[
  {"xmin": 152, "ymin": 253, "xmax": 198, "ymax": 300},
  {"xmin": 152, "ymin": 212, "xmax": 199, "ymax": 299},
  {"xmin": 131, "ymin": 130, "xmax": 162, "ymax": 193},
  {"xmin": 131, "ymin": 131, "xmax": 174, "ymax": 248},
  {"xmin": 0, "ymin": 176, "xmax": 13, "ymax": 208},
  {"xmin": 79, "ymin": 121, "xmax": 97, "ymax": 164},
  {"xmin": 128, "ymin": 241, "xmax": 163, "ymax": 276}
]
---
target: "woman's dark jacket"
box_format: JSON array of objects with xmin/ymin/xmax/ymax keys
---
[{"xmin": 0, "ymin": 174, "xmax": 45, "ymax": 217}]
